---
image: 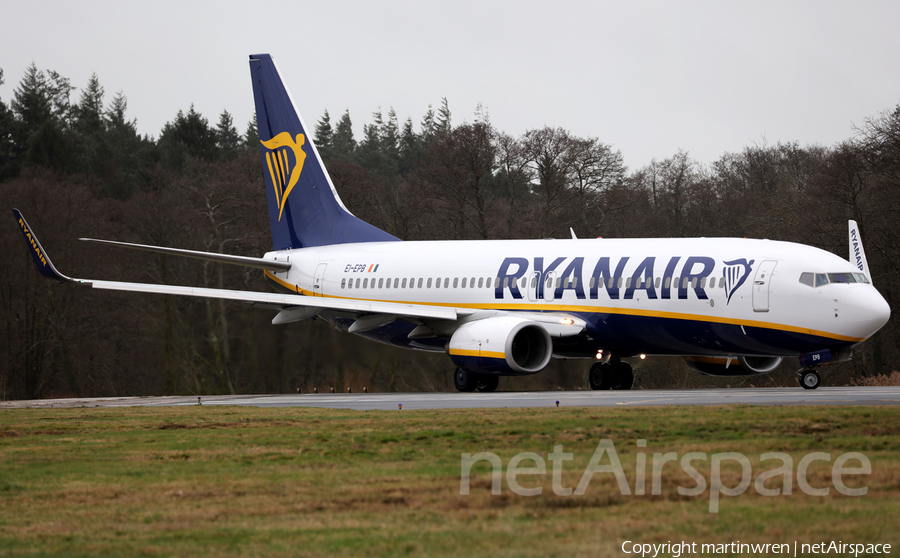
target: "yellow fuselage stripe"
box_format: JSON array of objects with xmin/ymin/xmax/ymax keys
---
[{"xmin": 263, "ymin": 271, "xmax": 863, "ymax": 343}]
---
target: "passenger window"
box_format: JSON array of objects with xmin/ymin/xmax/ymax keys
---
[
  {"xmin": 378, "ymin": 278, "xmax": 384, "ymax": 288},
  {"xmin": 402, "ymin": 278, "xmax": 407, "ymax": 288},
  {"xmin": 799, "ymin": 272, "xmax": 814, "ymax": 287},
  {"xmin": 461, "ymin": 277, "xmax": 467, "ymax": 288},
  {"xmin": 478, "ymin": 277, "xmax": 483, "ymax": 288},
  {"xmin": 444, "ymin": 278, "xmax": 450, "ymax": 288},
  {"xmin": 363, "ymin": 278, "xmax": 368, "ymax": 288},
  {"xmin": 355, "ymin": 278, "xmax": 361, "ymax": 289},
  {"xmin": 815, "ymin": 273, "xmax": 828, "ymax": 287},
  {"xmin": 470, "ymin": 277, "xmax": 475, "ymax": 288},
  {"xmin": 427, "ymin": 278, "xmax": 432, "ymax": 288},
  {"xmin": 664, "ymin": 277, "xmax": 671, "ymax": 289},
  {"xmin": 436, "ymin": 278, "xmax": 441, "ymax": 288},
  {"xmin": 655, "ymin": 277, "xmax": 661, "ymax": 289},
  {"xmin": 341, "ymin": 278, "xmax": 346, "ymax": 289}
]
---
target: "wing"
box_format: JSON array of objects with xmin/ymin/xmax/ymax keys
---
[{"xmin": 12, "ymin": 209, "xmax": 460, "ymax": 322}]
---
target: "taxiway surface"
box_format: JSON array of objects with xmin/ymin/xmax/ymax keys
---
[{"xmin": 3, "ymin": 386, "xmax": 899, "ymax": 411}]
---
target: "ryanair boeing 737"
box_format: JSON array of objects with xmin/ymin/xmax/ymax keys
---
[{"xmin": 13, "ymin": 54, "xmax": 891, "ymax": 392}]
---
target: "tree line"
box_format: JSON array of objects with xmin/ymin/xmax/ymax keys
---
[{"xmin": 1, "ymin": 63, "xmax": 898, "ymax": 400}]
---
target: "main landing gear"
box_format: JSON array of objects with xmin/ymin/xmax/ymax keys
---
[
  {"xmin": 588, "ymin": 360, "xmax": 634, "ymax": 390},
  {"xmin": 454, "ymin": 368, "xmax": 499, "ymax": 392},
  {"xmin": 798, "ymin": 368, "xmax": 821, "ymax": 390}
]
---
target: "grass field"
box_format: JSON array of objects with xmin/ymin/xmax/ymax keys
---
[{"xmin": 1, "ymin": 404, "xmax": 898, "ymax": 557}]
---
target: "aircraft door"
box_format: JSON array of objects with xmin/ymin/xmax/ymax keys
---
[
  {"xmin": 752, "ymin": 260, "xmax": 777, "ymax": 312},
  {"xmin": 313, "ymin": 263, "xmax": 327, "ymax": 297}
]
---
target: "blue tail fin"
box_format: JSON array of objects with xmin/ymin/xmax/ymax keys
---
[{"xmin": 248, "ymin": 54, "xmax": 399, "ymax": 250}]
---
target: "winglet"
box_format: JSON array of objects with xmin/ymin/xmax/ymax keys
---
[
  {"xmin": 848, "ymin": 220, "xmax": 872, "ymax": 285},
  {"xmin": 12, "ymin": 209, "xmax": 83, "ymax": 284}
]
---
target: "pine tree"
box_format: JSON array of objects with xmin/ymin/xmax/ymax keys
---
[
  {"xmin": 215, "ymin": 110, "xmax": 241, "ymax": 158},
  {"xmin": 474, "ymin": 102, "xmax": 491, "ymax": 126},
  {"xmin": 74, "ymin": 73, "xmax": 105, "ymax": 137},
  {"xmin": 103, "ymin": 91, "xmax": 145, "ymax": 198},
  {"xmin": 435, "ymin": 97, "xmax": 451, "ymax": 135},
  {"xmin": 314, "ymin": 109, "xmax": 333, "ymax": 158},
  {"xmin": 332, "ymin": 109, "xmax": 356, "ymax": 160},
  {"xmin": 398, "ymin": 116, "xmax": 423, "ymax": 176},
  {"xmin": 12, "ymin": 63, "xmax": 53, "ymax": 135},
  {"xmin": 12, "ymin": 64, "xmax": 75, "ymax": 173},
  {"xmin": 420, "ymin": 104, "xmax": 436, "ymax": 140},
  {"xmin": 0, "ymin": 68, "xmax": 17, "ymax": 180},
  {"xmin": 73, "ymin": 73, "xmax": 107, "ymax": 176},
  {"xmin": 244, "ymin": 117, "xmax": 258, "ymax": 148},
  {"xmin": 158, "ymin": 104, "xmax": 217, "ymax": 167},
  {"xmin": 382, "ymin": 107, "xmax": 400, "ymax": 164}
]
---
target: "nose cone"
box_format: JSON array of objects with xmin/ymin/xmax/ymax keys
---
[{"xmin": 846, "ymin": 286, "xmax": 891, "ymax": 339}]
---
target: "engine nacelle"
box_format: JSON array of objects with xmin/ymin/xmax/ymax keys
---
[
  {"xmin": 448, "ymin": 316, "xmax": 552, "ymax": 375},
  {"xmin": 684, "ymin": 355, "xmax": 784, "ymax": 377}
]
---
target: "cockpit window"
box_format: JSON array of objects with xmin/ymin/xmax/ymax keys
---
[
  {"xmin": 828, "ymin": 272, "xmax": 856, "ymax": 283},
  {"xmin": 801, "ymin": 271, "xmax": 870, "ymax": 287}
]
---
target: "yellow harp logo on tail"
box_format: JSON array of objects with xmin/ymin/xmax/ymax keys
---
[{"xmin": 260, "ymin": 132, "xmax": 307, "ymax": 221}]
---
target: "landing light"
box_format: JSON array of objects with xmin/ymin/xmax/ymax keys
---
[
  {"xmin": 595, "ymin": 350, "xmax": 603, "ymax": 360},
  {"xmin": 640, "ymin": 354, "xmax": 646, "ymax": 360},
  {"xmin": 559, "ymin": 317, "xmax": 575, "ymax": 325}
]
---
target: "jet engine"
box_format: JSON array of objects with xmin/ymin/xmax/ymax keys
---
[
  {"xmin": 684, "ymin": 355, "xmax": 784, "ymax": 377},
  {"xmin": 448, "ymin": 316, "xmax": 552, "ymax": 375}
]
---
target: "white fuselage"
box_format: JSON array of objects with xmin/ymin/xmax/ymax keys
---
[{"xmin": 262, "ymin": 237, "xmax": 890, "ymax": 358}]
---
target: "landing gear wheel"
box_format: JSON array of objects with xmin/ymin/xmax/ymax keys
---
[
  {"xmin": 588, "ymin": 362, "xmax": 614, "ymax": 390},
  {"xmin": 454, "ymin": 368, "xmax": 477, "ymax": 392},
  {"xmin": 475, "ymin": 375, "xmax": 500, "ymax": 392},
  {"xmin": 611, "ymin": 361, "xmax": 634, "ymax": 390},
  {"xmin": 800, "ymin": 370, "xmax": 821, "ymax": 390}
]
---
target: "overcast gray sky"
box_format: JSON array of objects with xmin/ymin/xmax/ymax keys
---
[{"xmin": 2, "ymin": 0, "xmax": 898, "ymax": 170}]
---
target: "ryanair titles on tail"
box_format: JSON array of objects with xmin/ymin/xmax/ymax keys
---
[{"xmin": 494, "ymin": 255, "xmax": 754, "ymax": 303}]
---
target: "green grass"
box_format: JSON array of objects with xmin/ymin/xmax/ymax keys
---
[{"xmin": 0, "ymin": 405, "xmax": 898, "ymax": 557}]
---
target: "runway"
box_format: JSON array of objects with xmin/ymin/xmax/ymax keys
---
[{"xmin": 3, "ymin": 386, "xmax": 900, "ymax": 410}]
